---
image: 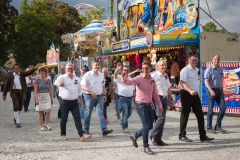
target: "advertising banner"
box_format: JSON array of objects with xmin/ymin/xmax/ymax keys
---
[{"xmin": 202, "ymin": 62, "xmax": 240, "ymax": 114}]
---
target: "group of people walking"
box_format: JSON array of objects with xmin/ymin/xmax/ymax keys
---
[{"xmin": 1, "ymin": 54, "xmax": 226, "ymax": 155}]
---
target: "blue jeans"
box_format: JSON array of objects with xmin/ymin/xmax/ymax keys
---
[
  {"xmin": 119, "ymin": 97, "xmax": 132, "ymax": 130},
  {"xmin": 83, "ymin": 93, "xmax": 107, "ymax": 132},
  {"xmin": 151, "ymin": 97, "xmax": 167, "ymax": 140},
  {"xmin": 79, "ymin": 96, "xmax": 85, "ymax": 120},
  {"xmin": 207, "ymin": 89, "xmax": 226, "ymax": 130},
  {"xmin": 115, "ymin": 93, "xmax": 121, "ymax": 119},
  {"xmin": 24, "ymin": 87, "xmax": 32, "ymax": 111},
  {"xmin": 134, "ymin": 104, "xmax": 153, "ymax": 148},
  {"xmin": 59, "ymin": 99, "xmax": 84, "ymax": 136}
]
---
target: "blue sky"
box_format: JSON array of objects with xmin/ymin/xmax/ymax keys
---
[{"xmin": 11, "ymin": 0, "xmax": 240, "ymax": 33}]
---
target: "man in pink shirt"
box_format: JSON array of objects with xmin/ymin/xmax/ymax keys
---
[{"xmin": 122, "ymin": 61, "xmax": 162, "ymax": 155}]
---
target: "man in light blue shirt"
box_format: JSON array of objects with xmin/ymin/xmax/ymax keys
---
[{"xmin": 204, "ymin": 55, "xmax": 226, "ymax": 133}]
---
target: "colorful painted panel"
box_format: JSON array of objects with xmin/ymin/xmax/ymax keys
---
[
  {"xmin": 123, "ymin": 0, "xmax": 199, "ymax": 38},
  {"xmin": 202, "ymin": 62, "xmax": 240, "ymax": 114}
]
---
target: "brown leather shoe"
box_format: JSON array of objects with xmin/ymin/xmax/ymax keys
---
[
  {"xmin": 130, "ymin": 135, "xmax": 138, "ymax": 148},
  {"xmin": 144, "ymin": 147, "xmax": 154, "ymax": 155}
]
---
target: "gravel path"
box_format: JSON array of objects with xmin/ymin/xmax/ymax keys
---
[{"xmin": 0, "ymin": 93, "xmax": 240, "ymax": 160}]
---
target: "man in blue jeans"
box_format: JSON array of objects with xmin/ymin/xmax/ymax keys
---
[
  {"xmin": 81, "ymin": 60, "xmax": 113, "ymax": 136},
  {"xmin": 204, "ymin": 55, "xmax": 226, "ymax": 133},
  {"xmin": 114, "ymin": 65, "xmax": 135, "ymax": 133},
  {"xmin": 122, "ymin": 61, "xmax": 162, "ymax": 155}
]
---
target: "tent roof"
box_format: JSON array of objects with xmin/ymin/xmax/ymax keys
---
[{"xmin": 76, "ymin": 20, "xmax": 103, "ymax": 34}]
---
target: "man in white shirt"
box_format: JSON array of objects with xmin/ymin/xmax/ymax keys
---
[
  {"xmin": 55, "ymin": 63, "xmax": 91, "ymax": 141},
  {"xmin": 114, "ymin": 65, "xmax": 135, "ymax": 133},
  {"xmin": 81, "ymin": 60, "xmax": 113, "ymax": 136},
  {"xmin": 150, "ymin": 60, "xmax": 173, "ymax": 146},
  {"xmin": 179, "ymin": 55, "xmax": 214, "ymax": 142},
  {"xmin": 23, "ymin": 66, "xmax": 34, "ymax": 112}
]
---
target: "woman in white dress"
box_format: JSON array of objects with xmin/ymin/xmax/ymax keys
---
[{"xmin": 34, "ymin": 68, "xmax": 53, "ymax": 131}]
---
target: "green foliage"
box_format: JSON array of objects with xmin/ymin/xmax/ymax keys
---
[
  {"xmin": 14, "ymin": 0, "xmax": 59, "ymax": 68},
  {"xmin": 0, "ymin": 0, "xmax": 18, "ymax": 65},
  {"xmin": 14, "ymin": 0, "xmax": 82, "ymax": 67},
  {"xmin": 79, "ymin": 5, "xmax": 105, "ymax": 27},
  {"xmin": 202, "ymin": 22, "xmax": 227, "ymax": 33}
]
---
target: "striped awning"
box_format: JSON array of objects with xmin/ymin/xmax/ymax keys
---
[{"xmin": 76, "ymin": 20, "xmax": 103, "ymax": 34}]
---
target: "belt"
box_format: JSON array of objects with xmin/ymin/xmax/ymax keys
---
[
  {"xmin": 211, "ymin": 88, "xmax": 221, "ymax": 90},
  {"xmin": 159, "ymin": 95, "xmax": 167, "ymax": 99},
  {"xmin": 12, "ymin": 89, "xmax": 22, "ymax": 91},
  {"xmin": 119, "ymin": 95, "xmax": 133, "ymax": 99},
  {"xmin": 85, "ymin": 93, "xmax": 103, "ymax": 96},
  {"xmin": 135, "ymin": 101, "xmax": 152, "ymax": 106},
  {"xmin": 59, "ymin": 97, "xmax": 76, "ymax": 101}
]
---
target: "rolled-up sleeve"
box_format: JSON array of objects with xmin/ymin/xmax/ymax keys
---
[
  {"xmin": 54, "ymin": 75, "xmax": 63, "ymax": 85},
  {"xmin": 123, "ymin": 76, "xmax": 138, "ymax": 86},
  {"xmin": 180, "ymin": 68, "xmax": 188, "ymax": 82}
]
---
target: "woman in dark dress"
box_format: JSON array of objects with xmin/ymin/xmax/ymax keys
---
[{"xmin": 102, "ymin": 67, "xmax": 112, "ymax": 123}]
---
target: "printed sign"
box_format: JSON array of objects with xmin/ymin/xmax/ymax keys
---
[
  {"xmin": 202, "ymin": 62, "xmax": 240, "ymax": 114},
  {"xmin": 112, "ymin": 40, "xmax": 130, "ymax": 52}
]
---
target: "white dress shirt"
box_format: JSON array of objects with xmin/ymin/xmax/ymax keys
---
[
  {"xmin": 54, "ymin": 74, "xmax": 82, "ymax": 100},
  {"xmin": 13, "ymin": 72, "xmax": 22, "ymax": 89},
  {"xmin": 115, "ymin": 75, "xmax": 135, "ymax": 97},
  {"xmin": 151, "ymin": 70, "xmax": 170, "ymax": 96},
  {"xmin": 112, "ymin": 80, "xmax": 118, "ymax": 94},
  {"xmin": 81, "ymin": 70, "xmax": 105, "ymax": 95},
  {"xmin": 180, "ymin": 64, "xmax": 199, "ymax": 92}
]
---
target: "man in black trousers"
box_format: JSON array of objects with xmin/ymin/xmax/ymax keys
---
[{"xmin": 179, "ymin": 55, "xmax": 214, "ymax": 142}]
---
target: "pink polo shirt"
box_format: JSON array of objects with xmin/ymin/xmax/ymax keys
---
[{"xmin": 123, "ymin": 74, "xmax": 162, "ymax": 109}]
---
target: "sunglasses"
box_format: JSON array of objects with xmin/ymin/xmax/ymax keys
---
[
  {"xmin": 67, "ymin": 68, "xmax": 73, "ymax": 70},
  {"xmin": 123, "ymin": 69, "xmax": 129, "ymax": 71}
]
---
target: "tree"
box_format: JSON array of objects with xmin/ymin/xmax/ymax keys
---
[
  {"xmin": 202, "ymin": 22, "xmax": 217, "ymax": 32},
  {"xmin": 0, "ymin": 0, "xmax": 18, "ymax": 65},
  {"xmin": 14, "ymin": 0, "xmax": 60, "ymax": 68},
  {"xmin": 202, "ymin": 22, "xmax": 227, "ymax": 33},
  {"xmin": 47, "ymin": 0, "xmax": 82, "ymax": 35},
  {"xmin": 79, "ymin": 5, "xmax": 105, "ymax": 27}
]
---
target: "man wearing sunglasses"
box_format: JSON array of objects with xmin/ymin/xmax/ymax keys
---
[
  {"xmin": 114, "ymin": 64, "xmax": 135, "ymax": 133},
  {"xmin": 179, "ymin": 55, "xmax": 214, "ymax": 142}
]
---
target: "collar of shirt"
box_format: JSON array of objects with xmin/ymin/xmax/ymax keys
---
[
  {"xmin": 156, "ymin": 70, "xmax": 166, "ymax": 76},
  {"xmin": 212, "ymin": 65, "xmax": 220, "ymax": 69},
  {"xmin": 63, "ymin": 74, "xmax": 76, "ymax": 79},
  {"xmin": 141, "ymin": 74, "xmax": 151, "ymax": 79},
  {"xmin": 187, "ymin": 64, "xmax": 197, "ymax": 70},
  {"xmin": 90, "ymin": 70, "xmax": 101, "ymax": 75},
  {"xmin": 13, "ymin": 72, "xmax": 20, "ymax": 76}
]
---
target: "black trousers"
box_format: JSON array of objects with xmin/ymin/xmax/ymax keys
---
[{"xmin": 179, "ymin": 89, "xmax": 206, "ymax": 139}]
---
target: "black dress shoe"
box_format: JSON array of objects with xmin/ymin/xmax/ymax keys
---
[
  {"xmin": 150, "ymin": 137, "xmax": 159, "ymax": 146},
  {"xmin": 84, "ymin": 130, "xmax": 91, "ymax": 135},
  {"xmin": 144, "ymin": 147, "xmax": 154, "ymax": 155},
  {"xmin": 158, "ymin": 140, "xmax": 168, "ymax": 146},
  {"xmin": 200, "ymin": 135, "xmax": 214, "ymax": 142},
  {"xmin": 14, "ymin": 118, "xmax": 16, "ymax": 125},
  {"xmin": 179, "ymin": 136, "xmax": 193, "ymax": 142},
  {"xmin": 102, "ymin": 129, "xmax": 113, "ymax": 136},
  {"xmin": 16, "ymin": 123, "xmax": 21, "ymax": 128},
  {"xmin": 130, "ymin": 135, "xmax": 138, "ymax": 148}
]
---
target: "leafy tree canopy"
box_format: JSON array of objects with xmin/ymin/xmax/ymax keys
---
[
  {"xmin": 202, "ymin": 21, "xmax": 226, "ymax": 33},
  {"xmin": 0, "ymin": 0, "xmax": 18, "ymax": 65}
]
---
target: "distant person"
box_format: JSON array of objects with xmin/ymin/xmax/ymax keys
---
[
  {"xmin": 52, "ymin": 65, "xmax": 65, "ymax": 119},
  {"xmin": 170, "ymin": 58, "xmax": 180, "ymax": 88}
]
